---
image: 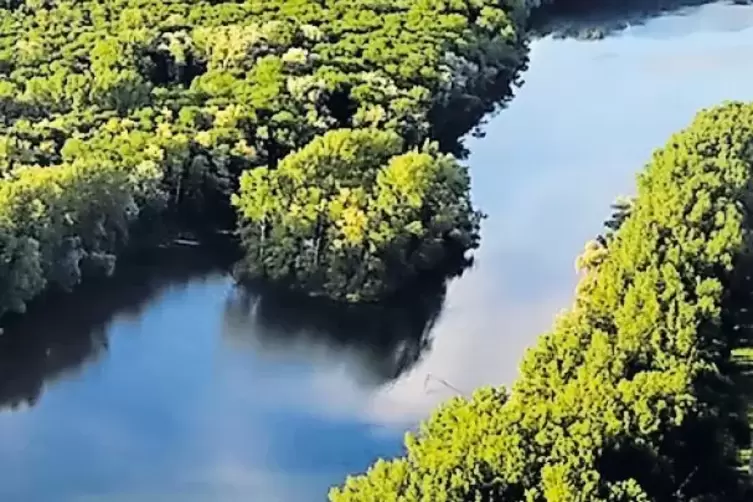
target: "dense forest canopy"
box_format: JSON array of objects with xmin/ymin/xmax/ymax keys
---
[
  {"xmin": 232, "ymin": 128, "xmax": 481, "ymax": 301},
  {"xmin": 329, "ymin": 102, "xmax": 753, "ymax": 501},
  {"xmin": 1, "ymin": 0, "xmax": 708, "ymax": 311},
  {"xmin": 0, "ymin": 0, "xmax": 538, "ymax": 315},
  {"xmin": 3, "ymin": 0, "xmax": 753, "ymax": 500}
]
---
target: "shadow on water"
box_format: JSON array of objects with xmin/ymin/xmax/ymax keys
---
[
  {"xmin": 0, "ymin": 244, "xmax": 234, "ymax": 412},
  {"xmin": 531, "ymin": 0, "xmax": 752, "ymax": 39},
  {"xmin": 222, "ymin": 272, "xmax": 455, "ymax": 386}
]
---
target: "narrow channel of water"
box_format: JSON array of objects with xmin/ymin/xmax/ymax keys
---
[{"xmin": 1, "ymin": 3, "xmax": 753, "ymax": 501}]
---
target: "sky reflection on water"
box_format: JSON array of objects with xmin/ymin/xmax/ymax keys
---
[{"xmin": 1, "ymin": 4, "xmax": 753, "ymax": 502}]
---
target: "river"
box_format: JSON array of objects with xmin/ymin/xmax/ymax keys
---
[{"xmin": 1, "ymin": 3, "xmax": 753, "ymax": 501}]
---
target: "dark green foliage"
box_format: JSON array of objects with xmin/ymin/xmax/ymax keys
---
[
  {"xmin": 329, "ymin": 103, "xmax": 753, "ymax": 501},
  {"xmin": 0, "ymin": 0, "xmax": 531, "ymax": 314},
  {"xmin": 0, "ymin": 158, "xmax": 163, "ymax": 317}
]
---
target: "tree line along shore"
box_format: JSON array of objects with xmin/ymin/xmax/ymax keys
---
[
  {"xmin": 0, "ymin": 0, "xmax": 538, "ymax": 312},
  {"xmin": 330, "ymin": 101, "xmax": 753, "ymax": 501},
  {"xmin": 1, "ymin": 1, "xmax": 752, "ymax": 500}
]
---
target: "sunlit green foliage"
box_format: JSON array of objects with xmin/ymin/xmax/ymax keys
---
[
  {"xmin": 232, "ymin": 128, "xmax": 481, "ymax": 301},
  {"xmin": 330, "ymin": 102, "xmax": 753, "ymax": 501},
  {"xmin": 0, "ymin": 0, "xmax": 531, "ymax": 314}
]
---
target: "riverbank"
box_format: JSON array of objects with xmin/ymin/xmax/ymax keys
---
[
  {"xmin": 2, "ymin": 4, "xmax": 753, "ymax": 500},
  {"xmin": 330, "ymin": 102, "xmax": 753, "ymax": 500},
  {"xmin": 3, "ymin": 0, "xmax": 739, "ymax": 319},
  {"xmin": 0, "ymin": 0, "xmax": 533, "ymax": 317},
  {"xmin": 0, "ymin": 242, "xmax": 234, "ymax": 410}
]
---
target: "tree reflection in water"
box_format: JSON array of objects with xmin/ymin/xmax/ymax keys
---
[
  {"xmin": 0, "ymin": 245, "xmax": 232, "ymax": 411},
  {"xmin": 222, "ymin": 262, "xmax": 471, "ymax": 386},
  {"xmin": 531, "ymin": 0, "xmax": 747, "ymax": 40},
  {"xmin": 0, "ymin": 241, "xmax": 470, "ymax": 409}
]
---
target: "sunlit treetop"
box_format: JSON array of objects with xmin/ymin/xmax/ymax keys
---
[
  {"xmin": 232, "ymin": 128, "xmax": 482, "ymax": 302},
  {"xmin": 0, "ymin": 0, "xmax": 530, "ymax": 178}
]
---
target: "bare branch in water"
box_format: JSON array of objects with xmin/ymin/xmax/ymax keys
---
[{"xmin": 424, "ymin": 373, "xmax": 468, "ymax": 397}]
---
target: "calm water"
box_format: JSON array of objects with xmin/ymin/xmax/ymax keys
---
[{"xmin": 3, "ymin": 3, "xmax": 753, "ymax": 501}]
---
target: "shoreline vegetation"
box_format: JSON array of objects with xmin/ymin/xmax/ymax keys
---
[
  {"xmin": 0, "ymin": 0, "xmax": 535, "ymax": 318},
  {"xmin": 2, "ymin": 0, "xmax": 753, "ymax": 500},
  {"xmin": 330, "ymin": 102, "xmax": 753, "ymax": 500},
  {"xmin": 0, "ymin": 243, "xmax": 231, "ymax": 410},
  {"xmin": 0, "ymin": 0, "xmax": 740, "ymax": 313}
]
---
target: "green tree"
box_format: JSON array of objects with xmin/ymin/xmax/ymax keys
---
[
  {"xmin": 232, "ymin": 128, "xmax": 481, "ymax": 302},
  {"xmin": 329, "ymin": 102, "xmax": 753, "ymax": 501},
  {"xmin": 0, "ymin": 0, "xmax": 531, "ymax": 316}
]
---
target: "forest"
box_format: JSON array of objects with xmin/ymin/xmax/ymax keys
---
[
  {"xmin": 3, "ymin": 0, "xmax": 753, "ymax": 501},
  {"xmin": 0, "ymin": 0, "xmax": 542, "ymax": 315},
  {"xmin": 329, "ymin": 103, "xmax": 753, "ymax": 500}
]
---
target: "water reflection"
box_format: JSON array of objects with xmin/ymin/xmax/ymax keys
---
[
  {"xmin": 1, "ymin": 5, "xmax": 753, "ymax": 501},
  {"xmin": 0, "ymin": 246, "xmax": 229, "ymax": 412},
  {"xmin": 222, "ymin": 277, "xmax": 450, "ymax": 386},
  {"xmin": 348, "ymin": 2, "xmax": 753, "ymax": 428},
  {"xmin": 533, "ymin": 0, "xmax": 753, "ymax": 39}
]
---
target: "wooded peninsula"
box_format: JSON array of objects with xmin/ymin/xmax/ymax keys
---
[{"xmin": 1, "ymin": 0, "xmax": 752, "ymax": 501}]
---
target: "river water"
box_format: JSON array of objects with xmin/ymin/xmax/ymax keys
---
[{"xmin": 2, "ymin": 3, "xmax": 753, "ymax": 501}]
